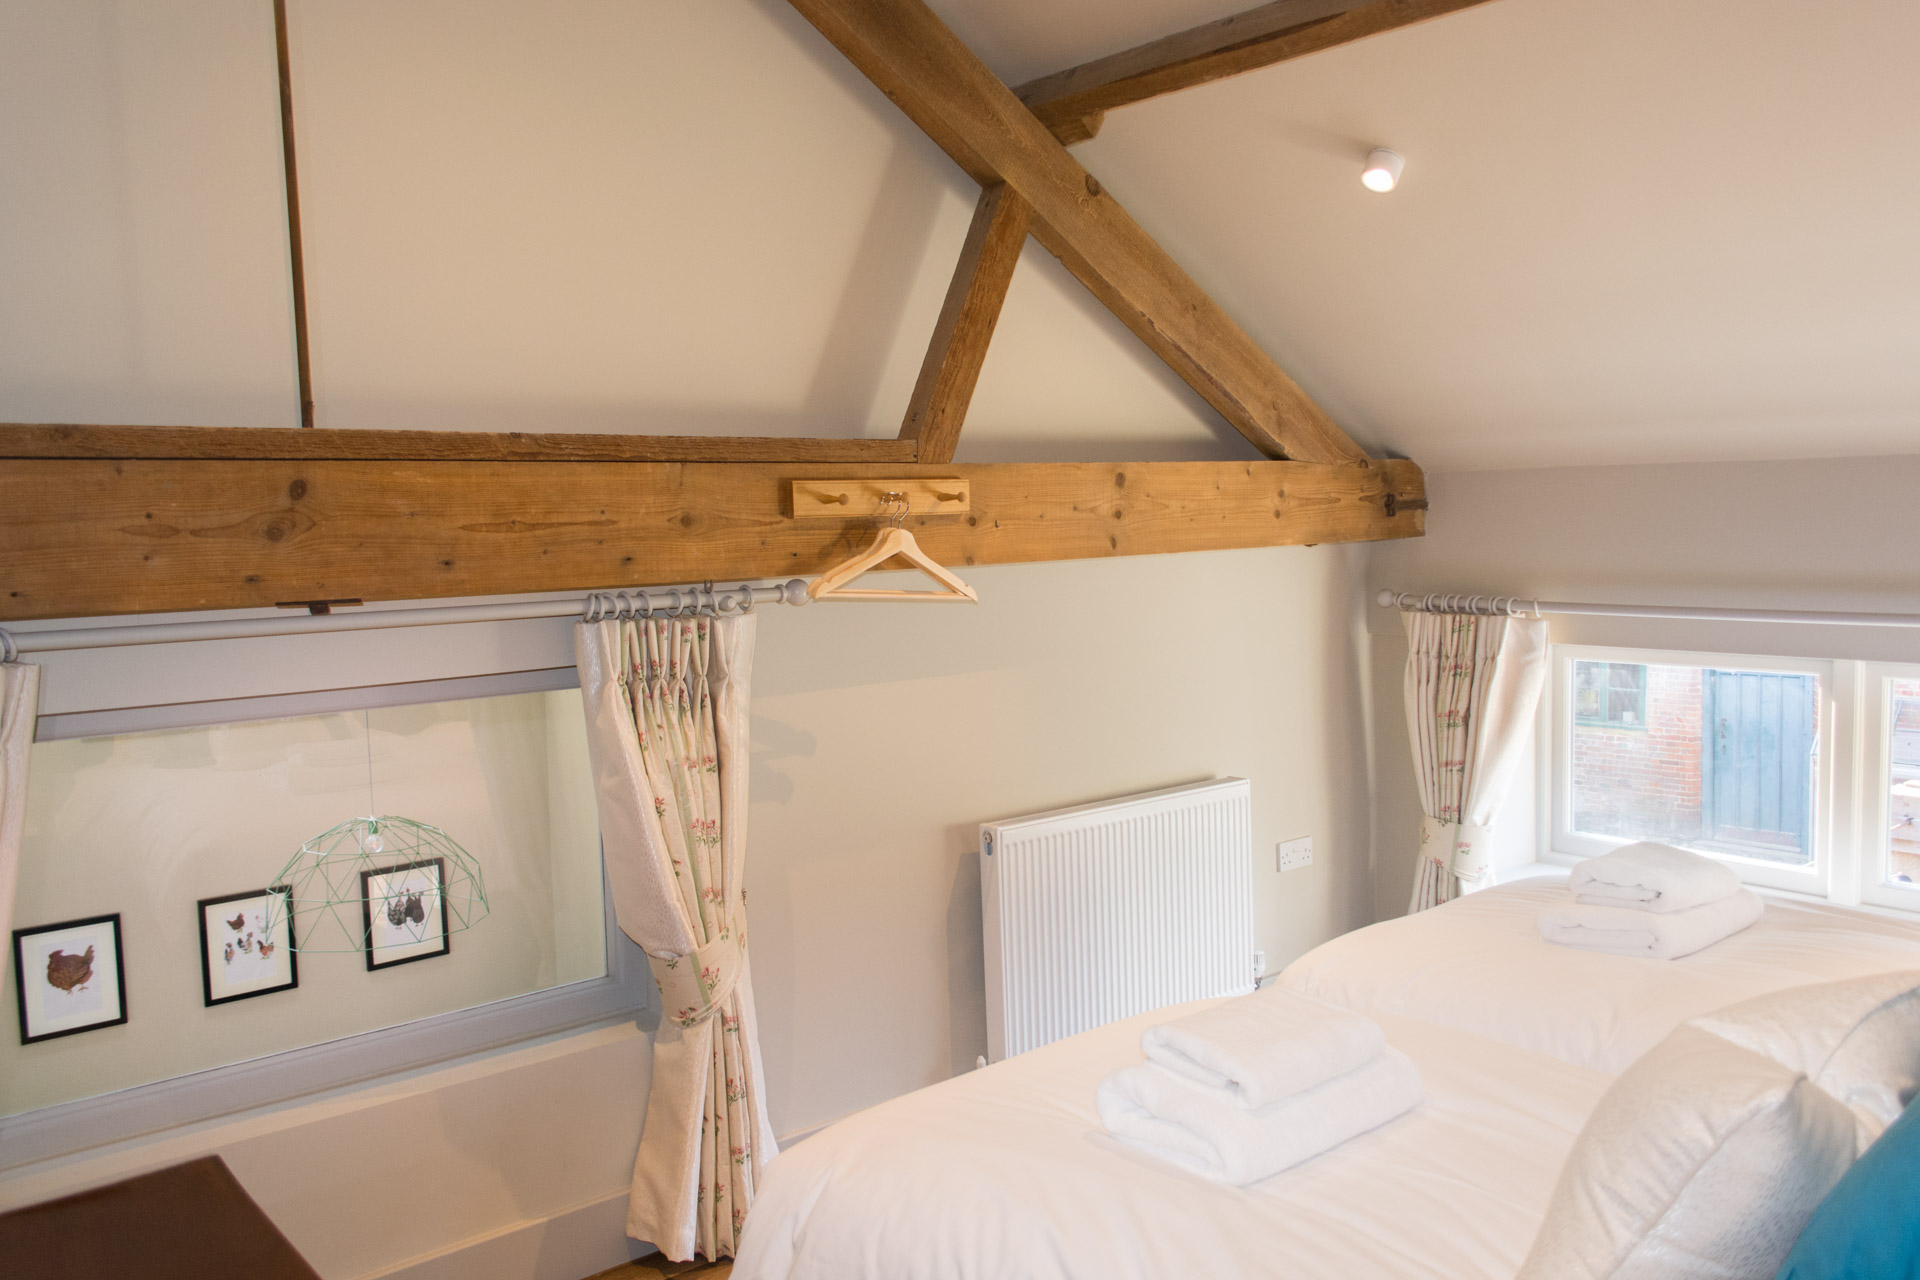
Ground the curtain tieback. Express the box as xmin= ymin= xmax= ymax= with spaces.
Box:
xmin=1419 ymin=815 xmax=1496 ymax=890
xmin=649 ymin=916 xmax=747 ymax=1030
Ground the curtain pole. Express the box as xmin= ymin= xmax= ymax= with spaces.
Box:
xmin=1378 ymin=590 xmax=1920 ymax=630
xmin=0 ymin=580 xmax=811 ymax=658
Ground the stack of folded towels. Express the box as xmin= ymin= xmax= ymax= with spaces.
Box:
xmin=1539 ymin=841 xmax=1764 ymax=960
xmin=1094 ymin=987 xmax=1424 ymax=1185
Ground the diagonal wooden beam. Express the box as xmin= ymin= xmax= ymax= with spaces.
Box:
xmin=899 ymin=183 xmax=1031 ymax=465
xmin=785 ymin=0 xmax=1370 ymax=466
xmin=1016 ymin=0 xmax=1503 ymax=145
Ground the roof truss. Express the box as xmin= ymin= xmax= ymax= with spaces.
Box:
xmin=0 ymin=0 xmax=1496 ymax=622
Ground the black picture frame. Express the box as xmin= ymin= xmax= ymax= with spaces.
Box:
xmin=197 ymin=886 xmax=299 ymax=1007
xmin=12 ymin=913 xmax=129 ymax=1045
xmin=360 ymin=857 xmax=451 ymax=971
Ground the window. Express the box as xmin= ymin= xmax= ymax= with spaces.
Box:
xmin=2 ymin=681 xmax=620 ymax=1122
xmin=1889 ymin=683 xmax=1920 ymax=888
xmin=1859 ymin=665 xmax=1920 ymax=910
xmin=1552 ymin=646 xmax=1831 ymax=893
xmin=1574 ymin=661 xmax=1648 ymax=728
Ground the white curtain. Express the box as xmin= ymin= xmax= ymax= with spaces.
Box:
xmin=0 ymin=662 xmax=41 ymax=939
xmin=1403 ymin=611 xmax=1548 ymax=913
xmin=575 ymin=615 xmax=775 ymax=1262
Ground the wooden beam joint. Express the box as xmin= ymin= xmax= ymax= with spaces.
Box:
xmin=785 ymin=0 xmax=1371 ymax=466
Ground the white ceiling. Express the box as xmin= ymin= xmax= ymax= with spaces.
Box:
xmin=935 ymin=0 xmax=1920 ymax=471
xmin=4 ymin=0 xmax=1916 ymax=474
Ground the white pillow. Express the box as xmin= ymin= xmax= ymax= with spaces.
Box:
xmin=1518 ymin=1025 xmax=1855 ymax=1280
xmin=1687 ymin=969 xmax=1920 ymax=1152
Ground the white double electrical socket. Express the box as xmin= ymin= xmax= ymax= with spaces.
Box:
xmin=1278 ymin=837 xmax=1313 ymax=872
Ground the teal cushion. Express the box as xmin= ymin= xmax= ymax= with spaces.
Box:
xmin=1776 ymin=1096 xmax=1920 ymax=1279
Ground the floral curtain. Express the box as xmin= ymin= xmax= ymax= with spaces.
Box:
xmin=0 ymin=662 xmax=41 ymax=937
xmin=1403 ymin=611 xmax=1548 ymax=912
xmin=575 ymin=615 xmax=774 ymax=1261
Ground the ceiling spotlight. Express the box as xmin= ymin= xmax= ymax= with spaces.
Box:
xmin=1361 ymin=148 xmax=1404 ymax=193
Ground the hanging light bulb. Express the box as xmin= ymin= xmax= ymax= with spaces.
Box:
xmin=362 ymin=821 xmax=385 ymax=855
xmin=1361 ymin=147 xmax=1405 ymax=193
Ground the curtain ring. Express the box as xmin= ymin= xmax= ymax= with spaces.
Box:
xmin=736 ymin=583 xmax=755 ymax=614
xmin=0 ymin=628 xmax=14 ymax=664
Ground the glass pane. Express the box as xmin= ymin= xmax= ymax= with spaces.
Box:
xmin=1 ymin=688 xmax=605 ymax=1116
xmin=1886 ymin=680 xmax=1920 ymax=890
xmin=1572 ymin=663 xmax=1818 ymax=866
xmin=1574 ymin=661 xmax=1607 ymax=722
xmin=1608 ymin=664 xmax=1647 ymax=726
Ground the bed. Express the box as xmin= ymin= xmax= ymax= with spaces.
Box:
xmin=735 ymin=883 xmax=1920 ymax=1279
xmin=734 ymin=1004 xmax=1609 ymax=1280
xmin=1277 ymin=880 xmax=1920 ymax=1072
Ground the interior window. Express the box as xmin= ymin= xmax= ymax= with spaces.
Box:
xmin=2 ymin=688 xmax=605 ymax=1117
xmin=1567 ymin=658 xmax=1820 ymax=869
xmin=1574 ymin=660 xmax=1648 ymax=728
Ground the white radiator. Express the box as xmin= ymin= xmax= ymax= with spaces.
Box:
xmin=979 ymin=777 xmax=1255 ymax=1061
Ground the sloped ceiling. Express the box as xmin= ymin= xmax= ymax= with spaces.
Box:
xmin=4 ymin=0 xmax=1916 ymax=473
xmin=937 ymin=0 xmax=1920 ymax=471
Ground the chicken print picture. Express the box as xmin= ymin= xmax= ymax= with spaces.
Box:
xmin=12 ymin=914 xmax=126 ymax=1043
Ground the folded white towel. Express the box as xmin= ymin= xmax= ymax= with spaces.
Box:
xmin=1569 ymin=842 xmax=1743 ymax=914
xmin=1140 ymin=986 xmax=1385 ymax=1109
xmin=1539 ymin=887 xmax=1764 ymax=960
xmin=1096 ymin=1049 xmax=1424 ymax=1185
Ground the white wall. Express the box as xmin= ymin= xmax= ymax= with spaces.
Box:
xmin=0 ymin=2 xmax=1379 ymax=1275
xmin=1365 ymin=456 xmax=1920 ymax=920
xmin=748 ymin=545 xmax=1374 ymax=1126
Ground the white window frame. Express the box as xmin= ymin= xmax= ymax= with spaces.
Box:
xmin=1858 ymin=662 xmax=1920 ymax=912
xmin=1546 ymin=643 xmax=1848 ymax=899
xmin=0 ymin=665 xmax=652 ymax=1172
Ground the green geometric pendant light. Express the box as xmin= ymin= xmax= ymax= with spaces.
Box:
xmin=267 ymin=815 xmax=489 ymax=953
xmin=264 ymin=710 xmax=488 ymax=953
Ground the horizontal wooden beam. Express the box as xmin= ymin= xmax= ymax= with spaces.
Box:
xmin=784 ymin=0 xmax=1369 ymax=466
xmin=1016 ymin=0 xmax=1503 ymax=144
xmin=0 ymin=423 xmax=920 ymax=465
xmin=0 ymin=456 xmax=1424 ymax=620
xmin=899 ymin=182 xmax=1031 ymax=465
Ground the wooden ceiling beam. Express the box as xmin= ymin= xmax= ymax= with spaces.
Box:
xmin=0 ymin=452 xmax=1424 ymax=621
xmin=1015 ymin=0 xmax=1503 ymax=145
xmin=0 ymin=423 xmax=920 ymax=465
xmin=898 ymin=183 xmax=1031 ymax=465
xmin=785 ymin=0 xmax=1370 ymax=466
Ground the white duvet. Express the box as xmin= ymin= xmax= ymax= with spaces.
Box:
xmin=1279 ymin=882 xmax=1920 ymax=1072
xmin=734 ymin=1007 xmax=1611 ymax=1280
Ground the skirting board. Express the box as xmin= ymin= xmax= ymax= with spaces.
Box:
xmin=360 ymin=1188 xmax=647 ymax=1280
xmin=359 ymin=1120 xmax=831 ymax=1280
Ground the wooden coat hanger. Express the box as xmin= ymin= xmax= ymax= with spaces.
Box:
xmin=807 ymin=496 xmax=979 ymax=603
